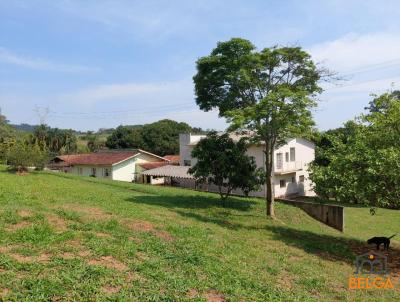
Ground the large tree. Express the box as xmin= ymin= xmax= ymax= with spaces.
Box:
xmin=193 ymin=38 xmax=325 ymax=217
xmin=310 ymin=91 xmax=400 ymax=209
xmin=106 ymin=120 xmax=194 ymax=156
xmin=105 ymin=125 xmax=143 ymax=149
xmin=189 ymin=131 xmax=264 ymax=206
xmin=140 ymin=119 xmax=192 ymax=156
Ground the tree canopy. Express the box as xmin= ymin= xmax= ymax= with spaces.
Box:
xmin=189 ymin=131 xmax=264 ymax=205
xmin=310 ymin=91 xmax=400 ymax=209
xmin=0 ymin=110 xmax=16 ymax=142
xmin=106 ymin=119 xmax=200 ymax=156
xmin=193 ymin=38 xmax=325 ymax=216
xmin=30 ymin=125 xmax=77 ymax=155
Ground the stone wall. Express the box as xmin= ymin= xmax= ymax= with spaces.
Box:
xmin=279 ymin=198 xmax=345 ymax=232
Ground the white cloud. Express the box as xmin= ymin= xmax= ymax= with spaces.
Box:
xmin=1 ymin=79 xmax=227 ymax=131
xmin=306 ymin=32 xmax=400 ymax=129
xmin=60 ymin=80 xmax=194 ymax=105
xmin=0 ymin=47 xmax=99 ymax=73
xmin=53 ymin=80 xmax=228 ymax=130
xmin=309 ymin=32 xmax=400 ymax=73
xmin=308 ymin=32 xmax=400 ymax=104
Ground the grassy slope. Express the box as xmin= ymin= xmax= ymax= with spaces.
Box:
xmin=0 ymin=167 xmax=399 ymax=301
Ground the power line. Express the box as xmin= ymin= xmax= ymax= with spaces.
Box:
xmin=339 ymin=58 xmax=400 ymax=76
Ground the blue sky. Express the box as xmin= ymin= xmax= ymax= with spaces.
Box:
xmin=1 ymin=0 xmax=400 ymax=131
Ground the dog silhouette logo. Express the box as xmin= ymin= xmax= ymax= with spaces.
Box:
xmin=354 ymin=251 xmax=388 ymax=275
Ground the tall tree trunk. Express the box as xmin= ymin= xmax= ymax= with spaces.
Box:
xmin=266 ymin=174 xmax=274 ymax=216
xmin=265 ymin=139 xmax=275 ymax=217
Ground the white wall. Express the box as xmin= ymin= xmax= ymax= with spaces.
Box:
xmin=111 ymin=158 xmax=136 ymax=182
xmin=179 ymin=133 xmax=206 ymax=166
xmin=272 ymin=138 xmax=315 ymax=197
xmin=179 ymin=134 xmax=316 ymax=198
xmin=72 ymin=165 xmax=112 ymax=179
xmin=245 ymin=145 xmax=266 ymax=198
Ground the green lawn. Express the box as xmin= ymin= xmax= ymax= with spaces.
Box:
xmin=0 ymin=167 xmax=399 ymax=301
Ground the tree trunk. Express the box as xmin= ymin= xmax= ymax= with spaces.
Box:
xmin=218 ymin=185 xmax=232 ymax=208
xmin=264 ymin=139 xmax=275 ymax=217
xmin=218 ymin=185 xmax=226 ymax=207
xmin=266 ymin=174 xmax=274 ymax=217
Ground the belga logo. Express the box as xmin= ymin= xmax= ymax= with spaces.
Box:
xmin=354 ymin=251 xmax=388 ymax=275
xmin=349 ymin=251 xmax=397 ymax=289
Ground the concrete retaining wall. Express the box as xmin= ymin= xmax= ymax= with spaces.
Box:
xmin=279 ymin=199 xmax=345 ymax=232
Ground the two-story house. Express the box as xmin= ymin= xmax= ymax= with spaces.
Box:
xmin=179 ymin=133 xmax=315 ymax=197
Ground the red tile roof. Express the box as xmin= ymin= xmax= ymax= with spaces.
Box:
xmin=163 ymin=155 xmax=180 ymax=163
xmin=138 ymin=162 xmax=168 ymax=170
xmin=57 ymin=152 xmax=138 ymax=166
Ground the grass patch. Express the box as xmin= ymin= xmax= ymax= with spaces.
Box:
xmin=0 ymin=166 xmax=399 ymax=301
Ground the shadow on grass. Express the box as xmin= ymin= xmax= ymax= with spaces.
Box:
xmin=266 ymin=225 xmax=400 ymax=273
xmin=171 ymin=208 xmax=400 ymax=268
xmin=175 ymin=210 xmax=246 ymax=230
xmin=265 ymin=225 xmax=360 ymax=263
xmin=125 ymin=194 xmax=257 ymax=211
xmin=173 ymin=209 xmax=361 ymax=263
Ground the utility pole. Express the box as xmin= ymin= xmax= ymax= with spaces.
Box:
xmin=34 ymin=105 xmax=50 ymax=125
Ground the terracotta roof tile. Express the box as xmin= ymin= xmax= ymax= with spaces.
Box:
xmin=57 ymin=152 xmax=138 ymax=166
xmin=163 ymin=155 xmax=180 ymax=163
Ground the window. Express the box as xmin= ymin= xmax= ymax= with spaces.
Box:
xmin=183 ymin=160 xmax=191 ymax=166
xmin=299 ymin=175 xmax=305 ymax=183
xmin=91 ymin=167 xmax=96 ymax=177
xmin=290 ymin=147 xmax=295 ymax=162
xmin=276 ymin=153 xmax=283 ymax=169
xmin=285 ymin=152 xmax=289 ymax=162
xmin=79 ymin=167 xmax=83 ymax=175
xmin=291 ymin=176 xmax=296 ymax=183
xmin=279 ymin=179 xmax=286 ymax=188
xmin=104 ymin=168 xmax=110 ymax=177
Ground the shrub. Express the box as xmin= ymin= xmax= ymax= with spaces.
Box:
xmin=6 ymin=141 xmax=49 ymax=173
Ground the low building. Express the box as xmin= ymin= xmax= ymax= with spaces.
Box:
xmin=53 ymin=150 xmax=168 ymax=182
xmin=137 ymin=161 xmax=169 ymax=184
xmin=135 ymin=155 xmax=180 ymax=184
xmin=141 ymin=165 xmax=193 ymax=186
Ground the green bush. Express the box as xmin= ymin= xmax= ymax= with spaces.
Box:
xmin=6 ymin=141 xmax=49 ymax=172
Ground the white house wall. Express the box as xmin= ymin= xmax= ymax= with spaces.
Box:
xmin=245 ymin=145 xmax=266 ymax=198
xmin=112 ymin=153 xmax=165 ymax=182
xmin=272 ymin=138 xmax=315 ymax=197
xmin=72 ymin=165 xmax=112 ymax=179
xmin=111 ymin=158 xmax=136 ymax=182
xmin=179 ymin=133 xmax=206 ymax=166
xmin=134 ymin=153 xmax=164 ymax=164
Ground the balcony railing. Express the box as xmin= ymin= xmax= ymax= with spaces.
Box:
xmin=274 ymin=161 xmax=303 ymax=174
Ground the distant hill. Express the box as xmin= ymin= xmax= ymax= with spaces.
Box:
xmin=10 ymin=123 xmax=38 ymax=132
xmin=10 ymin=123 xmax=86 ymax=135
